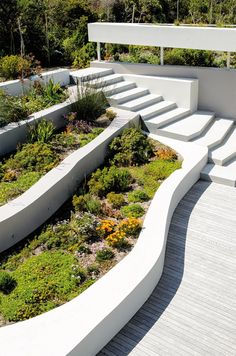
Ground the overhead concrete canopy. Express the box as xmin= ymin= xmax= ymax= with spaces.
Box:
xmin=88 ymin=22 xmax=236 ymax=52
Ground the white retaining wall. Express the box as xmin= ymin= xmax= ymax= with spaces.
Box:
xmin=0 ymin=109 xmax=139 ymax=252
xmin=91 ymin=61 xmax=236 ymax=120
xmin=0 ymin=132 xmax=208 ymax=356
xmin=0 ymin=68 xmax=70 ymax=96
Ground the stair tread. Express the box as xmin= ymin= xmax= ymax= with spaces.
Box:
xmin=139 ymin=101 xmax=176 ymax=118
xmin=108 ymin=87 xmax=148 ymax=101
xmin=121 ymin=93 xmax=162 ymax=110
xmin=88 ymin=73 xmax=123 ymax=86
xmin=147 ymin=108 xmax=190 ymax=127
xmin=103 ymin=81 xmax=136 ymax=94
xmin=210 ymin=126 xmax=236 ymax=164
xmin=158 ymin=111 xmax=214 ymax=140
xmin=201 ymin=163 xmax=236 ymax=186
xmin=71 ymin=67 xmax=113 ymax=79
xmin=193 ymin=118 xmax=234 ymax=148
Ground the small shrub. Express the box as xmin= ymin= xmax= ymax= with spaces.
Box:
xmin=109 ymin=128 xmax=154 ymax=166
xmin=121 ymin=204 xmax=145 ymax=218
xmin=88 ymin=166 xmax=132 ymax=197
xmin=0 ymin=55 xmax=40 ymax=80
xmin=106 ymin=230 xmax=128 ymax=249
xmin=106 ymin=108 xmax=117 ymax=121
xmin=118 ymin=218 xmax=141 ymax=237
xmin=76 ymin=212 xmax=99 ymax=241
xmin=107 ymin=192 xmax=126 ymax=208
xmin=96 ymin=248 xmax=114 ymax=262
xmin=72 ymin=79 xmax=108 ymax=122
xmin=164 ymin=48 xmax=215 ymax=67
xmin=72 ymin=194 xmax=102 ymax=215
xmin=0 ymin=271 xmax=16 ymax=294
xmin=27 ymin=119 xmax=55 ymax=143
xmin=78 ymin=245 xmax=92 ymax=254
xmin=96 ymin=219 xmax=117 ymax=238
xmin=128 ymin=190 xmax=149 ymax=203
xmin=0 ymin=90 xmax=28 ymax=127
xmin=155 ymin=147 xmax=178 ymax=161
xmin=4 ymin=142 xmax=58 ymax=173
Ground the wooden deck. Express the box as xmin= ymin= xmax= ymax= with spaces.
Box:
xmin=98 ymin=180 xmax=236 ymax=356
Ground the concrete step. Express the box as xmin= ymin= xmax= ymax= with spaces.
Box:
xmin=119 ymin=93 xmax=162 ymax=111
xmin=139 ymin=101 xmax=177 ymax=121
xmin=70 ymin=67 xmax=113 ymax=83
xmin=144 ymin=108 xmax=191 ymax=133
xmin=193 ymin=118 xmax=234 ymax=149
xmin=103 ymin=81 xmax=136 ymax=96
xmin=156 ymin=111 xmax=215 ymax=142
xmin=209 ymin=126 xmax=236 ymax=165
xmin=201 ymin=163 xmax=236 ymax=187
xmin=107 ymin=87 xmax=149 ymax=105
xmin=88 ymin=74 xmax=124 ymax=88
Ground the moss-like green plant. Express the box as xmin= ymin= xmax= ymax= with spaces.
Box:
xmin=0 ymin=251 xmax=86 ymax=322
xmin=121 ymin=204 xmax=145 ymax=218
xmin=96 ymin=248 xmax=114 ymax=262
xmin=128 ymin=190 xmax=149 ymax=203
xmin=106 ymin=192 xmax=126 ymax=208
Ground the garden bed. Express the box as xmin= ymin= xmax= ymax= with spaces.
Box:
xmin=0 ymin=79 xmax=68 ymax=128
xmin=0 ymin=128 xmax=181 ymax=326
xmin=0 ymin=115 xmax=109 ymax=206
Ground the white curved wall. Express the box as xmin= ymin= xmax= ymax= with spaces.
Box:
xmin=0 ymin=133 xmax=208 ymax=356
xmin=0 ymin=109 xmax=139 ymax=252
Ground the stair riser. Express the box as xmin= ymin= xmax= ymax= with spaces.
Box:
xmin=120 ymin=97 xmax=162 ymax=112
xmin=207 ymin=124 xmax=234 ymax=150
xmin=104 ymin=83 xmax=136 ymax=96
xmin=89 ymin=77 xmax=124 ymax=89
xmin=209 ymin=152 xmax=236 ymax=166
xmin=201 ymin=173 xmax=236 ymax=187
xmin=108 ymin=89 xmax=149 ymax=105
xmin=142 ymin=103 xmax=176 ymax=120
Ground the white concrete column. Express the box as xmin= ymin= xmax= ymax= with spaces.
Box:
xmin=160 ymin=47 xmax=164 ymax=65
xmin=227 ymin=52 xmax=231 ymax=69
xmin=97 ymin=42 xmax=101 ymax=61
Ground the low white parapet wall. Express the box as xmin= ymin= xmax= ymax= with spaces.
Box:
xmin=0 ymin=68 xmax=70 ymax=96
xmin=122 ymin=73 xmax=198 ymax=111
xmin=88 ymin=22 xmax=236 ymax=52
xmin=0 ymin=132 xmax=208 ymax=356
xmin=0 ymin=109 xmax=139 ymax=252
xmin=91 ymin=61 xmax=236 ymax=120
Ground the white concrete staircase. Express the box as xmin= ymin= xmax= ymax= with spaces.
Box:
xmin=70 ymin=66 xmax=236 ymax=187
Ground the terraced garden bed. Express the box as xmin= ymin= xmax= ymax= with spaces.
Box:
xmin=0 ymin=128 xmax=181 ymax=326
xmin=0 ymin=79 xmax=68 ymax=128
xmin=0 ymin=116 xmax=109 ymax=206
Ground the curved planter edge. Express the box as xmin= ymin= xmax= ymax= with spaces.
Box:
xmin=0 ymin=132 xmax=208 ymax=356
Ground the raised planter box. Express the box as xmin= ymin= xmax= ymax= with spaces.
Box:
xmin=0 ymin=68 xmax=70 ymax=96
xmin=0 ymin=108 xmax=139 ymax=252
xmin=0 ymin=133 xmax=208 ymax=356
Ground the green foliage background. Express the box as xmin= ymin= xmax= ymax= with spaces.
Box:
xmin=0 ymin=0 xmax=235 ymax=67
